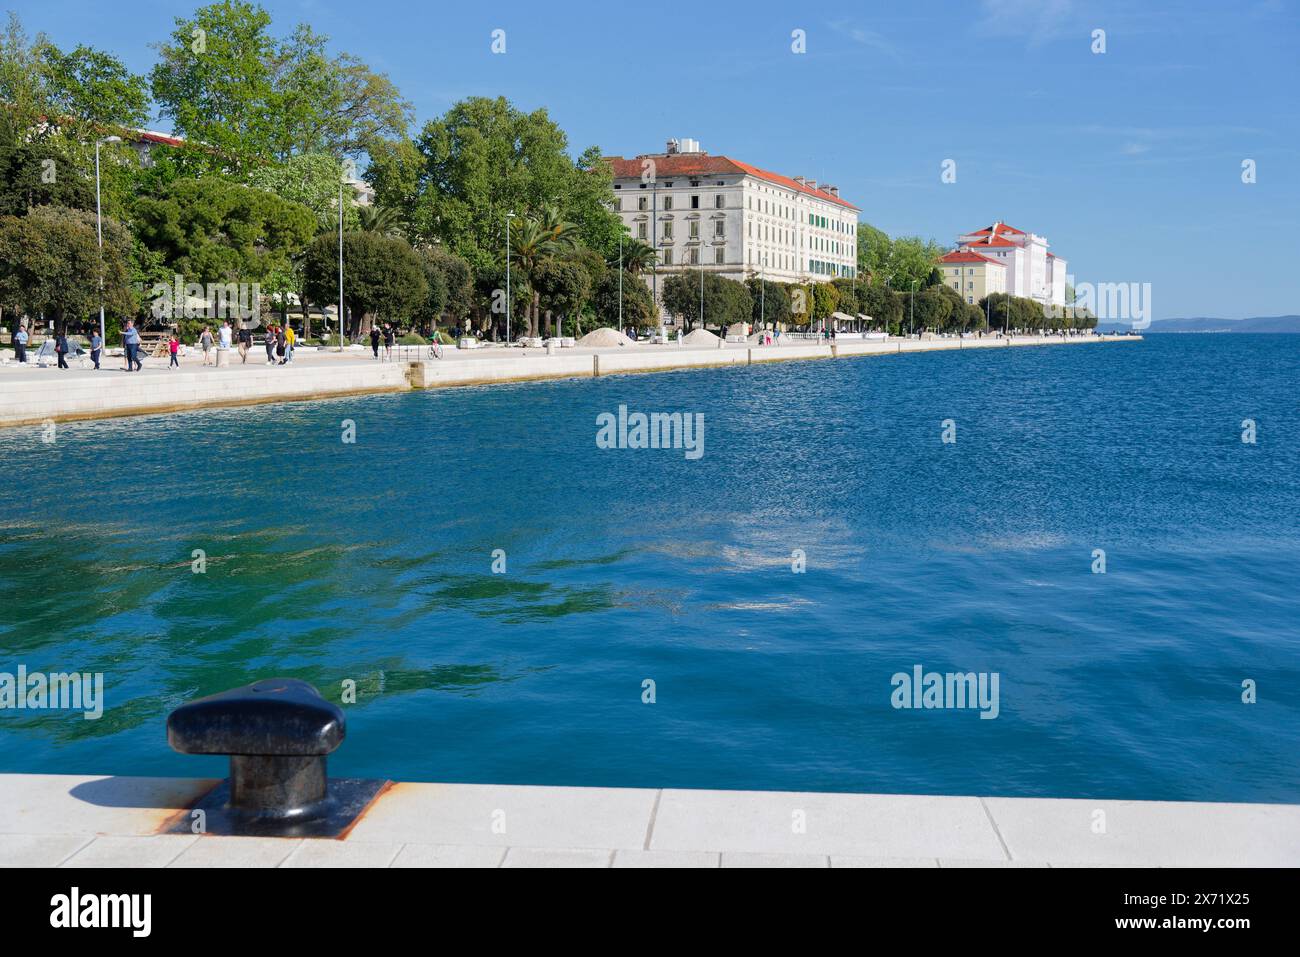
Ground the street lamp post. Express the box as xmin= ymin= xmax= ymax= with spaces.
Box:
xmin=337 ymin=175 xmax=345 ymax=351
xmin=618 ymin=231 xmax=623 ymax=328
xmin=506 ymin=212 xmax=515 ymax=344
xmin=910 ymin=280 xmax=917 ymax=337
xmin=94 ymin=135 xmax=121 ymax=360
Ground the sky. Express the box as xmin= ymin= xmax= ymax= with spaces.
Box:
xmin=9 ymin=0 xmax=1299 ymax=319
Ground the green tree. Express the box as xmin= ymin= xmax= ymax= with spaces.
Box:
xmin=592 ymin=268 xmax=655 ymax=330
xmin=612 ymin=237 xmax=656 ymax=275
xmin=662 ymin=271 xmax=752 ymax=330
xmin=40 ymin=43 xmax=150 ymax=128
xmin=302 ymin=230 xmax=426 ymax=337
xmin=134 ymin=177 xmax=316 ymax=285
xmin=411 ymin=245 xmax=473 ymax=333
xmin=856 ymin=222 xmax=890 ymax=280
xmin=0 ymin=206 xmax=134 ymax=333
xmin=745 ymin=277 xmax=791 ymax=329
xmin=810 ymin=282 xmax=840 ymax=325
xmin=534 ymin=258 xmax=591 ymax=337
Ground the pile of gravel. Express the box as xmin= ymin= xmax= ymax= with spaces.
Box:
xmin=682 ymin=328 xmax=721 ymax=346
xmin=576 ymin=327 xmax=635 ymax=347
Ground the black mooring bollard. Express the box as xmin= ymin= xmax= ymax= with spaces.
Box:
xmin=167 ymin=678 xmax=387 ymax=837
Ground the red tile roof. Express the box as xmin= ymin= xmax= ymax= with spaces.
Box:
xmin=965 ymin=222 xmax=1025 ymax=237
xmin=940 ymin=249 xmax=1006 ymax=266
xmin=964 ymin=236 xmax=1017 ymax=248
xmin=605 ymin=153 xmax=859 ymax=210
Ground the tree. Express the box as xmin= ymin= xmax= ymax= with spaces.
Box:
xmin=592 ymin=269 xmax=655 ymax=330
xmin=862 ymin=283 xmax=903 ymax=334
xmin=358 ymin=203 xmax=402 ymax=236
xmin=40 ymin=43 xmax=150 ymax=128
xmin=662 ymin=271 xmax=752 ymax=330
xmin=613 ymin=237 xmax=656 ymax=275
xmin=533 ymin=258 xmax=591 ymax=337
xmin=411 ymin=245 xmax=473 ymax=333
xmin=745 ymin=277 xmax=791 ymax=329
xmin=247 ymin=153 xmax=359 ymax=233
xmin=150 ymin=2 xmax=409 ymax=168
xmin=810 ymin=282 xmax=840 ymax=325
xmin=134 ymin=178 xmax=316 ymax=286
xmin=409 ymin=97 xmax=619 ymax=277
xmin=0 ymin=206 xmax=134 ymax=333
xmin=831 ymin=277 xmax=861 ymax=317
xmin=912 ymin=284 xmax=955 ymax=332
xmin=0 ymin=139 xmax=96 ymax=215
xmin=880 ymin=235 xmax=945 ymax=291
xmin=302 ymin=231 xmax=425 ymax=337
xmin=508 ymin=204 xmax=579 ymax=337
xmin=856 ymin=222 xmax=890 ymax=280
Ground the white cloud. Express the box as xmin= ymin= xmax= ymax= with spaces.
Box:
xmin=974 ymin=0 xmax=1075 ymax=47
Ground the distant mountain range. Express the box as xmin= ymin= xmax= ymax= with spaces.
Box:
xmin=1097 ymin=316 xmax=1300 ymax=334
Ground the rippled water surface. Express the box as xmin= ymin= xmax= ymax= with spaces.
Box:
xmin=2 ymin=335 xmax=1298 ymax=801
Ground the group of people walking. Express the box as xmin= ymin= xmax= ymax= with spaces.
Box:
xmin=369 ymin=323 xmax=396 ymax=361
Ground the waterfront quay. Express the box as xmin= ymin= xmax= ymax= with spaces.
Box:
xmin=0 ymin=773 xmax=1293 ymax=867
xmin=0 ymin=334 xmax=1140 ymax=429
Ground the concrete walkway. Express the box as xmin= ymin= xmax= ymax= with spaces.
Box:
xmin=0 ymin=334 xmax=1141 ymax=428
xmin=1 ymin=773 xmax=1293 ymax=868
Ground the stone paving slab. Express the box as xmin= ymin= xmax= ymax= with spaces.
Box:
xmin=1 ymin=774 xmax=1294 ymax=867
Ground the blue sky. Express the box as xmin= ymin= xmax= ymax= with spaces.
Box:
xmin=10 ymin=0 xmax=1299 ymax=319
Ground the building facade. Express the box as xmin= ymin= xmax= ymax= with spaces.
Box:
xmin=606 ymin=139 xmax=860 ymax=323
xmin=953 ymin=222 xmax=1068 ymax=307
xmin=939 ymin=249 xmax=1007 ymax=304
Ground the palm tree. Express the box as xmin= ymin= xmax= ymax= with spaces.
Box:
xmin=614 ymin=239 xmax=657 ymax=275
xmin=358 ymin=204 xmax=402 ymax=236
xmin=509 ymin=205 xmax=579 ymax=336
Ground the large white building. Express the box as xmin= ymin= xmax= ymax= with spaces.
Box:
xmin=954 ymin=223 xmax=1068 ymax=307
xmin=606 ymin=139 xmax=860 ymax=322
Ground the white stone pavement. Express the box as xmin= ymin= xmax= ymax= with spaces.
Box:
xmin=0 ymin=334 xmax=1140 ymax=428
xmin=1 ymin=773 xmax=1294 ymax=868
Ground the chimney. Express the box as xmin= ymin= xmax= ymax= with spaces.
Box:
xmin=793 ymin=176 xmax=806 ymax=185
xmin=806 ymin=180 xmax=817 ymax=190
xmin=826 ymin=185 xmax=839 ymax=197
xmin=666 ymin=138 xmax=679 ymax=154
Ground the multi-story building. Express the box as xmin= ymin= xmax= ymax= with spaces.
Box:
xmin=606 ymin=139 xmax=859 ymax=323
xmin=939 ymin=249 xmax=1007 ymax=304
xmin=953 ymin=222 xmax=1068 ymax=307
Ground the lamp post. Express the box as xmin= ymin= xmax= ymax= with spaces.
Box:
xmin=94 ymin=135 xmax=121 ymax=359
xmin=337 ymin=174 xmax=345 ymax=351
xmin=910 ymin=280 xmax=917 ymax=337
xmin=505 ymin=212 xmax=515 ymax=344
xmin=698 ymin=251 xmax=704 ymax=333
xmin=618 ymin=231 xmax=623 ymax=328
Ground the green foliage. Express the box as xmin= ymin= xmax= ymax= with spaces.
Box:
xmin=810 ymin=282 xmax=840 ymax=323
xmin=149 ymin=1 xmax=409 ymax=167
xmin=856 ymin=222 xmax=890 ymax=279
xmin=533 ymin=257 xmax=591 ymax=333
xmin=133 ymin=177 xmax=316 ymax=283
xmin=0 ymin=206 xmax=134 ymax=330
xmin=0 ymin=138 xmax=96 ymax=215
xmin=247 ymin=153 xmax=359 ymax=233
xmin=662 ymin=270 xmax=752 ymax=330
xmin=592 ymin=268 xmax=655 ymax=329
xmin=411 ymin=245 xmax=473 ymax=329
xmin=745 ymin=277 xmax=791 ymax=327
xmin=40 ymin=43 xmax=150 ymax=127
xmin=302 ymin=230 xmax=426 ymax=333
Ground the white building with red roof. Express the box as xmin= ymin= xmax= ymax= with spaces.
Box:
xmin=939 ymin=248 xmax=1007 ymax=305
xmin=953 ymin=222 xmax=1067 ymax=307
xmin=606 ymin=139 xmax=860 ymax=323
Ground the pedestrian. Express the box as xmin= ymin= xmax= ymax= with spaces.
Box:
xmin=14 ymin=322 xmax=28 ymax=363
xmin=200 ymin=326 xmax=214 ymax=365
xmin=122 ymin=320 xmax=142 ymax=371
xmin=383 ymin=323 xmax=395 ymax=361
xmin=89 ymin=329 xmax=102 ymax=369
xmin=284 ymin=324 xmax=295 ymax=363
xmin=264 ymin=326 xmax=277 ymax=364
xmin=370 ymin=325 xmax=380 ymax=360
xmin=168 ymin=332 xmax=180 ymax=368
xmin=237 ymin=325 xmax=251 ymax=363
xmin=55 ymin=330 xmax=69 ymax=369
xmin=219 ymin=320 xmax=232 ymax=353
xmin=276 ymin=325 xmax=287 ymax=364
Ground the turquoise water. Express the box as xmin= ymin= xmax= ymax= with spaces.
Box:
xmin=2 ymin=335 xmax=1298 ymax=801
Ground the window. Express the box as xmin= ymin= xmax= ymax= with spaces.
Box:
xmin=638 ymin=196 xmax=648 ymax=211
xmin=637 ymin=222 xmax=647 ymax=239
xmin=689 ymin=247 xmax=699 ymax=265
xmin=714 ymin=220 xmax=724 ymax=238
xmin=689 ymin=221 xmax=699 ymax=239
xmin=715 ymin=248 xmax=724 ymax=264
xmin=664 ymin=196 xmax=673 ymax=210
xmin=615 ymin=198 xmax=623 ymax=211
xmin=662 ymin=221 xmax=673 ymax=240
xmin=663 ymin=249 xmax=673 ymax=265
xmin=715 ymin=195 xmax=724 ymax=209
xmin=691 ymin=195 xmax=700 ymax=209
